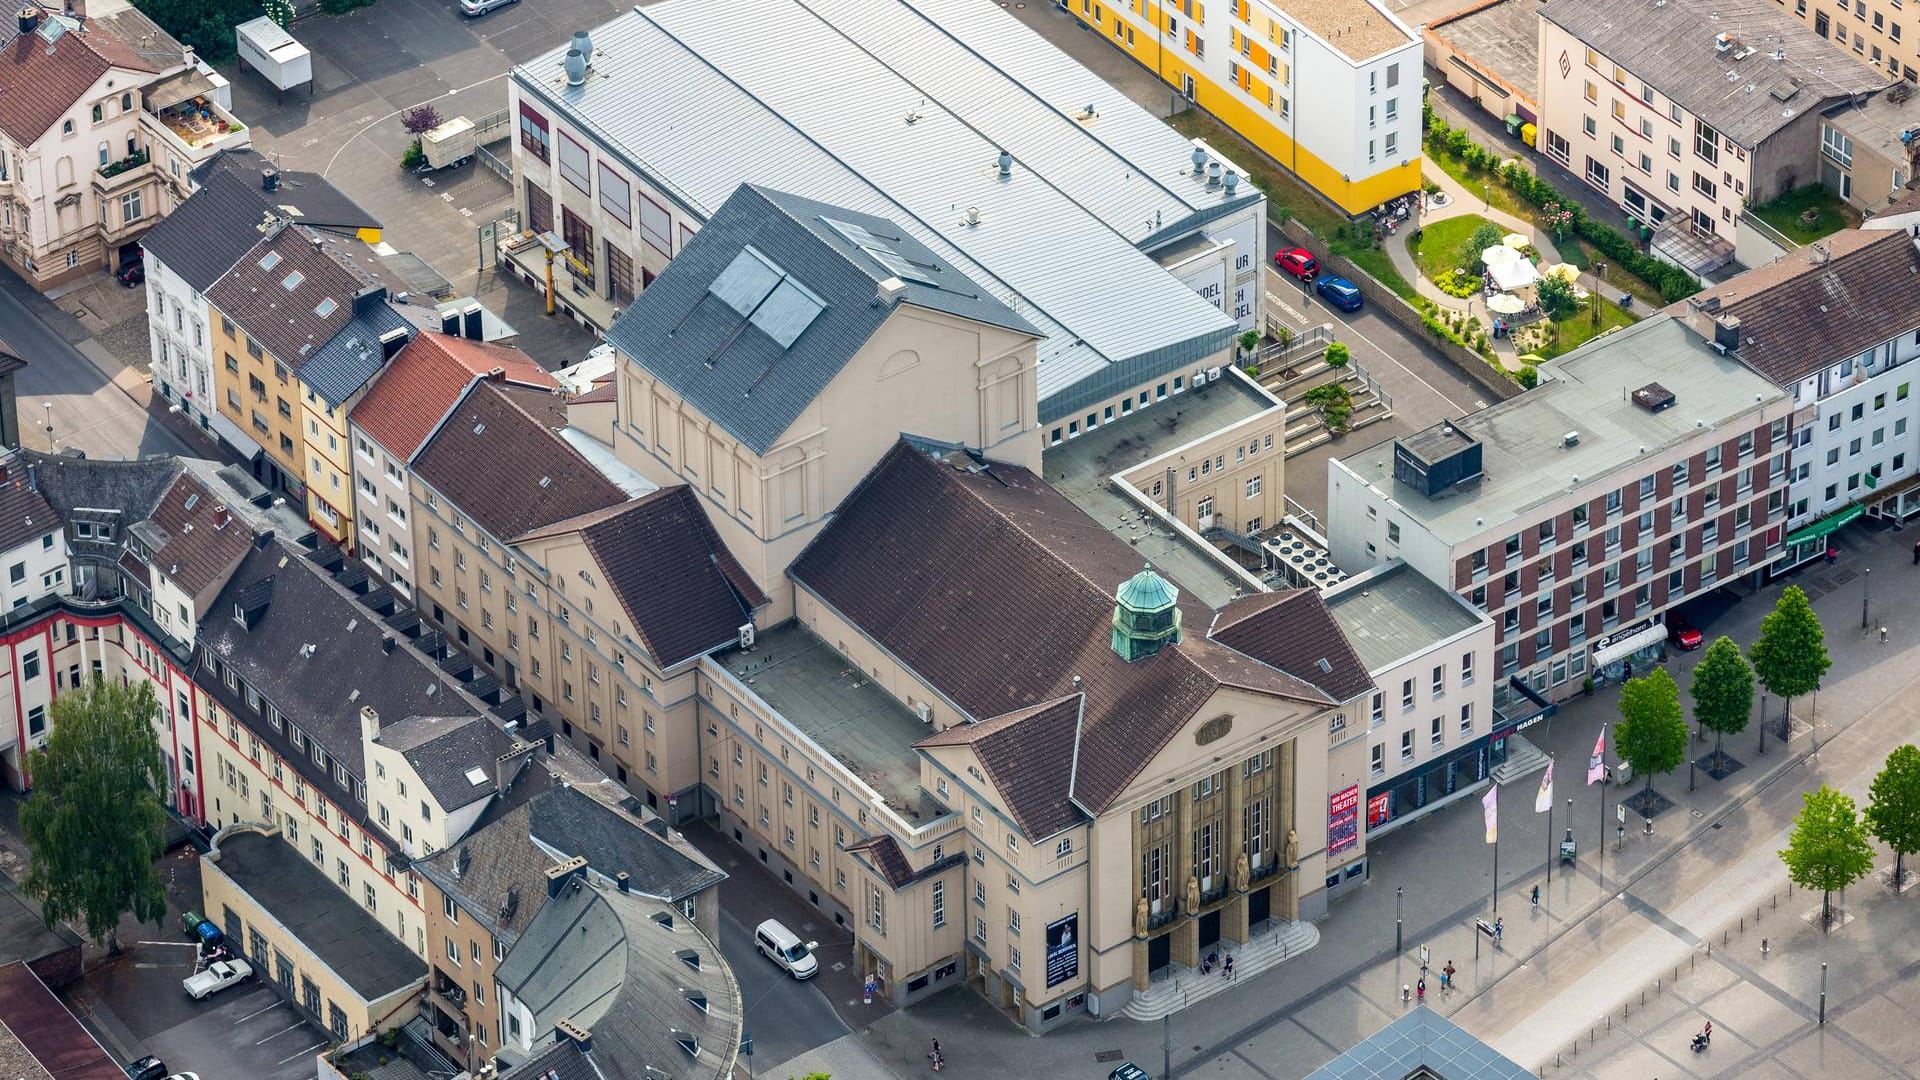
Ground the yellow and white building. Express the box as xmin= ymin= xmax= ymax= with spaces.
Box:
xmin=1071 ymin=0 xmax=1424 ymax=213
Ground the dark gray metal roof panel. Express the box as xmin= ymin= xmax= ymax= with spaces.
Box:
xmin=299 ymin=301 xmax=413 ymax=408
xmin=1302 ymin=1007 xmax=1534 ymax=1079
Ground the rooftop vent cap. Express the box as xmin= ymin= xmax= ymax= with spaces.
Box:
xmin=965 ymin=206 xmax=980 ymax=226
xmin=1191 ymin=147 xmax=1207 ymax=174
xmin=1223 ymin=170 xmax=1239 ymax=194
xmin=563 ymin=47 xmax=586 ymax=86
xmin=997 ymin=149 xmax=1012 ymax=178
xmin=568 ymin=29 xmax=592 ymax=61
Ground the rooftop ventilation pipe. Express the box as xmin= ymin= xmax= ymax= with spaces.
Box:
xmin=997 ymin=150 xmax=1012 ymax=178
xmin=564 ymin=48 xmax=586 ymax=86
xmin=1190 ymin=147 xmax=1207 ymax=175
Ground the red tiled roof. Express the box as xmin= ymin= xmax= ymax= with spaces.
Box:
xmin=0 ymin=17 xmax=157 ymax=145
xmin=350 ymin=333 xmax=558 ymax=461
xmin=146 ymin=473 xmax=255 ymax=601
xmin=917 ymin=695 xmax=1086 ymax=840
xmin=569 ymin=381 xmax=617 ymax=404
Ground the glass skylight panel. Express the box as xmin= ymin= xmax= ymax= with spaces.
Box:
xmin=709 ymin=247 xmax=782 ymax=317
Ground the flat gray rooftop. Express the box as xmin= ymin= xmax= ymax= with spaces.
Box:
xmin=1428 ymin=0 xmax=1541 ymax=104
xmin=725 ymin=622 xmax=941 ymax=824
xmin=1044 ymin=376 xmax=1275 ymax=609
xmin=1823 ymin=91 xmax=1920 ymax=164
xmin=1324 ymin=562 xmax=1484 ymax=672
xmin=1335 ymin=315 xmax=1787 ymax=547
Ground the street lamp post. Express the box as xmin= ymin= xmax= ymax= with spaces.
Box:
xmin=1862 ymin=567 xmax=1872 ymax=630
xmin=1395 ymin=885 xmax=1404 ymax=951
xmin=41 ymin=402 xmax=52 ymax=452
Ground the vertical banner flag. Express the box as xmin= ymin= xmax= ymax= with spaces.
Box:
xmin=1535 ymin=758 xmax=1554 ymax=813
xmin=1482 ymin=784 xmax=1499 ymax=844
xmin=1586 ymin=726 xmax=1608 ymax=786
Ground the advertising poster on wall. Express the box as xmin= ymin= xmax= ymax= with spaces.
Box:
xmin=1045 ymin=914 xmax=1079 ymax=988
xmin=1366 ymin=791 xmax=1391 ymax=830
xmin=1328 ymin=783 xmax=1360 ymax=855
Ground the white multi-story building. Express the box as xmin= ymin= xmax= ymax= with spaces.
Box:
xmin=1679 ymin=228 xmax=1920 ymax=571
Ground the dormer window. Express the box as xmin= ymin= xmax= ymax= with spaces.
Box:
xmin=673 ymin=1030 xmax=700 ymax=1058
xmin=232 ymin=602 xmax=246 ymax=626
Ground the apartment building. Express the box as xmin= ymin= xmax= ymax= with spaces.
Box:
xmin=347 ymin=333 xmax=557 ymax=599
xmin=296 ymin=291 xmax=414 ymax=549
xmin=139 ymin=155 xmax=380 ymax=453
xmin=1537 ymin=0 xmax=1879 ymax=271
xmin=1079 ymin=0 xmax=1423 ymax=214
xmin=1329 ymin=315 xmax=1793 ymax=698
xmin=414 ymin=784 xmax=724 ymax=1066
xmin=1322 ymin=563 xmax=1496 ymax=838
xmin=1815 ymin=89 xmax=1920 ymax=214
xmin=1682 ymin=228 xmax=1920 ymax=569
xmin=1773 ymin=0 xmax=1920 ymax=83
xmin=207 ymin=222 xmax=377 ymax=494
xmin=0 ymin=5 xmax=248 ymax=289
xmin=505 ymin=0 xmax=1263 ymax=426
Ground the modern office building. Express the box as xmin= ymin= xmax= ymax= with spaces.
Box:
xmin=1328 ymin=315 xmax=1793 ymax=699
xmin=1072 ymin=0 xmax=1424 ymax=214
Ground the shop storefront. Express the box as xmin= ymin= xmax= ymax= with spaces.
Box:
xmin=1868 ymin=474 xmax=1920 ymax=523
xmin=1363 ymin=738 xmax=1492 ymax=840
xmin=1778 ymin=505 xmax=1864 ymax=575
xmin=1590 ymin=617 xmax=1668 ymax=684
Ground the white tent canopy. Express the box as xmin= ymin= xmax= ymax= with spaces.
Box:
xmin=1487 ymin=293 xmax=1526 ymax=315
xmin=1489 ymin=257 xmax=1540 ymax=292
xmin=1481 ymin=245 xmax=1521 ymax=267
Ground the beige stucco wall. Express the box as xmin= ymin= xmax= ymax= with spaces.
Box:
xmin=1115 ymin=399 xmax=1287 ymax=536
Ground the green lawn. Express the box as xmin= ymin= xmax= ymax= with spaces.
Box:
xmin=1166 ymin=109 xmax=1418 ymax=300
xmin=1534 ymin=297 xmax=1638 ymax=359
xmin=1422 ymin=149 xmax=1530 ymax=220
xmin=1751 ymin=184 xmax=1861 ymax=244
xmin=1410 ymin=214 xmax=1499 ymax=282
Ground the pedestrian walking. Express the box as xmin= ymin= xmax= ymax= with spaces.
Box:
xmin=1416 ymin=976 xmax=1426 ymax=1003
xmin=1911 ymin=538 xmax=1918 ymax=564
xmin=930 ymin=1039 xmax=943 ymax=1072
xmin=1531 ymin=884 xmax=1540 ymax=909
xmin=1442 ymin=961 xmax=1456 ymax=990
xmin=1493 ymin=917 xmax=1504 ymax=944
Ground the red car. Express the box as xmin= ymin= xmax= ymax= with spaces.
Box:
xmin=1274 ymin=246 xmax=1318 ymax=280
xmin=1667 ymin=611 xmax=1703 ymax=650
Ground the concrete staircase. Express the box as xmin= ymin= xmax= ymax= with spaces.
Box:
xmin=1491 ymin=732 xmax=1550 ymax=785
xmin=1120 ymin=918 xmax=1321 ymax=1022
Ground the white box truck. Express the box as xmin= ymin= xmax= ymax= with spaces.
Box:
xmin=235 ymin=18 xmax=312 ymax=97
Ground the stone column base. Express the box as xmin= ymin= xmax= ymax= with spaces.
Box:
xmin=1225 ymin=894 xmax=1250 ymax=944
xmin=1173 ymin=917 xmax=1199 ymax=968
xmin=1132 ymin=937 xmax=1149 ymax=991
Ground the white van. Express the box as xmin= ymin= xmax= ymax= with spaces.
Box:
xmin=755 ymin=919 xmax=819 ymax=980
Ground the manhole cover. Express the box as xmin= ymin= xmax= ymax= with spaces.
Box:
xmin=831 ymin=961 xmax=847 ymax=972
xmin=1691 ymin=809 xmax=1705 ymax=818
xmin=1096 ymin=1051 xmax=1125 ymax=1063
xmin=1833 ymin=568 xmax=1858 ymax=584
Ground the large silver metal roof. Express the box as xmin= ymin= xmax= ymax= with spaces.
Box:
xmin=515 ymin=0 xmax=1254 ymax=417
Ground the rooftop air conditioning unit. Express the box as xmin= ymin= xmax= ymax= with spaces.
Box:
xmin=737 ymin=624 xmax=756 ymax=649
xmin=1205 ymin=366 xmax=1223 ymax=383
xmin=915 ymin=701 xmax=933 ymax=724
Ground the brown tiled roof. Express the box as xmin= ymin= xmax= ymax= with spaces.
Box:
xmin=1210 ymin=590 xmax=1375 ymax=703
xmin=412 ymin=380 xmax=626 ymax=541
xmin=0 ymin=460 xmax=55 ymax=554
xmin=205 ymin=226 xmax=372 ymax=366
xmin=146 ymin=473 xmax=255 ymax=601
xmin=918 ymin=695 xmax=1086 ymax=840
xmin=0 ymin=17 xmax=153 ymax=145
xmin=349 ymin=332 xmax=557 ymax=461
xmin=843 ymin=834 xmax=966 ymax=891
xmin=1681 ymin=229 xmax=1920 ymax=385
xmin=521 ymin=487 xmax=767 ymax=668
xmin=790 ymin=441 xmax=1331 ymax=816
xmin=569 ymin=381 xmax=617 ymax=405
xmin=0 ymin=961 xmax=123 ymax=1080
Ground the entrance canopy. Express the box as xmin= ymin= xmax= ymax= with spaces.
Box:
xmin=1783 ymin=504 xmax=1865 ymax=546
xmin=1592 ymin=620 xmax=1668 ymax=668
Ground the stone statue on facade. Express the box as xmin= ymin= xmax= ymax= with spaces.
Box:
xmin=1184 ymin=876 xmax=1200 ymax=916
xmin=1135 ymin=896 xmax=1150 ymax=937
xmin=1233 ymin=851 xmax=1250 ymax=893
xmin=1285 ymin=829 xmax=1300 ymax=869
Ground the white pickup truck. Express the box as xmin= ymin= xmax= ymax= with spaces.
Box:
xmin=182 ymin=958 xmax=252 ymax=1000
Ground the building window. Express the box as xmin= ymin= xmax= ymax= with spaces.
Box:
xmin=517 ymin=104 xmax=550 ymax=161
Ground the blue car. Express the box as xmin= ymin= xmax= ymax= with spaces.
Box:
xmin=1315 ymin=275 xmax=1363 ymax=311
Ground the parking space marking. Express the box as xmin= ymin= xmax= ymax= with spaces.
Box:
xmin=277 ymin=1040 xmax=329 ymax=1065
xmin=255 ymin=1020 xmax=306 ymax=1045
xmin=135 ymin=940 xmax=195 ymax=947
xmin=234 ymin=999 xmax=288 ymax=1025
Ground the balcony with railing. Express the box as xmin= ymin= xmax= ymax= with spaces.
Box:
xmin=93 ymin=150 xmax=153 ymax=192
xmin=144 ymin=96 xmax=249 ymax=165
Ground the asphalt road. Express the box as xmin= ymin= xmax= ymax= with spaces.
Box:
xmin=714 ymin=901 xmax=849 ymax=1070
xmin=0 ymin=265 xmax=191 ymax=461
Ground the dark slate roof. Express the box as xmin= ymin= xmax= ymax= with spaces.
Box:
xmin=372 ymin=715 xmax=522 ymax=813
xmin=414 ymin=800 xmax=553 ymax=947
xmin=21 ymin=451 xmax=181 ymax=524
xmin=191 ymin=148 xmax=383 ymax=234
xmin=200 ymin=540 xmax=486 ymax=784
xmin=1211 ymin=590 xmax=1375 ymax=704
xmin=206 ymin=225 xmax=375 ymax=365
xmin=412 ymin=380 xmax=627 ymax=541
xmin=1684 ymin=228 xmax=1920 ymax=386
xmin=0 ymin=961 xmax=122 ymax=1080
xmin=139 ymin=171 xmax=282 ymax=293
xmin=0 ymin=458 xmax=56 ymax=555
xmin=1302 ymin=1006 xmax=1533 ymax=1080
xmin=790 ymin=441 xmax=1331 ymax=816
xmin=526 ymin=786 xmax=725 ymax=902
xmin=519 ymin=488 xmax=767 ymax=669
xmin=210 ymin=829 xmax=425 ymax=999
xmin=917 ymin=695 xmax=1086 ymax=841
xmin=503 ymin=1039 xmax=598 ymax=1080
xmin=603 ymin=185 xmax=1034 ymax=456
xmin=298 ymin=293 xmax=413 ymax=407
xmin=493 ymin=876 xmax=740 ymax=1080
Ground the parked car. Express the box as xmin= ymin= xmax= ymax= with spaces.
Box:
xmin=1315 ymin=274 xmax=1363 ymax=312
xmin=754 ymin=919 xmax=818 ymax=980
xmin=1667 ymin=611 xmax=1703 ymax=651
xmin=182 ymin=957 xmax=252 ymax=1000
xmin=459 ymin=0 xmax=516 ymax=14
xmin=1273 ymin=246 xmax=1318 ymax=281
xmin=1109 ymin=1064 xmax=1153 ymax=1080
xmin=124 ymin=1058 xmax=168 ymax=1080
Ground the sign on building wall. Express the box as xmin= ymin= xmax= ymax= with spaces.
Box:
xmin=1328 ymin=784 xmax=1360 ymax=855
xmin=1366 ymin=792 xmax=1391 ymax=830
xmin=1045 ymin=914 xmax=1079 ymax=987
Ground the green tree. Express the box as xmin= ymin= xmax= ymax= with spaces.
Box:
xmin=1750 ymin=585 xmax=1830 ymax=745
xmin=20 ymin=679 xmax=169 ymax=954
xmin=1616 ymin=668 xmax=1687 ymax=793
xmin=132 ymin=0 xmax=264 ymax=63
xmin=1536 ymin=273 xmax=1578 ymax=318
xmin=1781 ymin=784 xmax=1875 ymax=930
xmin=1517 ymin=364 xmax=1539 ymax=389
xmin=1324 ymin=341 xmax=1351 ymax=369
xmin=1468 ymin=222 xmax=1505 ymax=268
xmin=1865 ymin=744 xmax=1920 ymax=888
xmin=1690 ymin=636 xmax=1753 ymax=759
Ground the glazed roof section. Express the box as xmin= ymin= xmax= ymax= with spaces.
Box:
xmin=516 ymin=0 xmax=1250 ymax=416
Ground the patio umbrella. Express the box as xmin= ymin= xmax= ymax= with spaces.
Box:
xmin=1482 ymin=245 xmax=1521 ymax=267
xmin=1487 ymin=293 xmax=1526 ymax=315
xmin=1502 ymin=233 xmax=1530 ymax=249
xmin=1541 ymin=262 xmax=1581 ymax=283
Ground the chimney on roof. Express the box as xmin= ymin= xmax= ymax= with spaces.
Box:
xmin=615 ymin=871 xmax=630 ymax=893
xmin=16 ymin=7 xmax=37 ymax=35
xmin=494 ymin=741 xmax=534 ymax=794
xmin=555 ymin=1018 xmax=592 ymax=1053
xmin=380 ymin=635 xmax=395 ymax=654
xmin=545 ymin=855 xmax=588 ymax=898
xmin=1714 ymin=315 xmax=1741 ymax=353
xmin=359 ymin=705 xmax=379 ymax=744
xmin=352 ymin=286 xmax=387 ymax=317
xmin=876 ymin=277 xmax=908 ymax=306
xmin=461 ymin=303 xmax=484 ymax=341
xmin=378 ymin=327 xmax=408 ymax=361
xmin=261 ymin=169 xmax=279 ymax=193
xmin=439 ymin=310 xmax=460 ymax=336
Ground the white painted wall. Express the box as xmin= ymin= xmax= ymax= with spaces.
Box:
xmin=349 ymin=421 xmax=417 ymax=597
xmin=0 ymin=531 xmax=69 ymax=612
xmin=1786 ymin=330 xmax=1920 ymax=525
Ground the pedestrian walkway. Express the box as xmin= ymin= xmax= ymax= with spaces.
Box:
xmin=1121 ymin=919 xmax=1320 ymax=1022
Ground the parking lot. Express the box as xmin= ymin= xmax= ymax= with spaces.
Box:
xmin=79 ymin=953 xmax=332 ymax=1080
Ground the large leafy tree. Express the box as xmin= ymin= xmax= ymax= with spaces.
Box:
xmin=1616 ymin=668 xmax=1687 ymax=793
xmin=1750 ymin=586 xmax=1830 ymax=742
xmin=20 ymin=679 xmax=169 ymax=955
xmin=1866 ymin=745 xmax=1920 ymax=888
xmin=1690 ymin=636 xmax=1753 ymax=758
xmin=1781 ymin=785 xmax=1875 ymax=931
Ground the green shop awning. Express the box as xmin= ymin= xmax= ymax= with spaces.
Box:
xmin=1783 ymin=504 xmax=1865 ymax=546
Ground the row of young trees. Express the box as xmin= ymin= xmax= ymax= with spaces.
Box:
xmin=1782 ymin=746 xmax=1920 ymax=929
xmin=1614 ymin=586 xmax=1831 ymax=790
